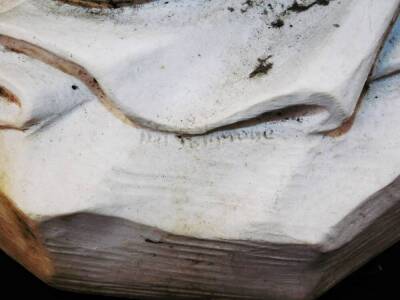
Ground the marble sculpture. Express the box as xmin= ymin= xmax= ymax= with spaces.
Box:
xmin=1 ymin=1 xmax=400 ymax=299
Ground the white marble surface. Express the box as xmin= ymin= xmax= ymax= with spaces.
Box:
xmin=0 ymin=69 xmax=399 ymax=247
xmin=0 ymin=0 xmax=398 ymax=134
xmin=0 ymin=46 xmax=90 ymax=128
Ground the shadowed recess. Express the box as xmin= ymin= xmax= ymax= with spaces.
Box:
xmin=0 ymin=86 xmax=21 ymax=107
xmin=57 ymin=0 xmax=155 ymax=8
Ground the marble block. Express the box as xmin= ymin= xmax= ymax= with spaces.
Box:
xmin=1 ymin=1 xmax=400 ymax=299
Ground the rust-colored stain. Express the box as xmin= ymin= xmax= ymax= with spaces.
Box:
xmin=0 ymin=191 xmax=54 ymax=281
xmin=0 ymin=34 xmax=137 ymax=129
xmin=0 ymin=86 xmax=21 ymax=107
xmin=324 ymin=88 xmax=365 ymax=138
xmin=327 ymin=2 xmax=399 ymax=138
xmin=325 ymin=114 xmax=357 ymax=138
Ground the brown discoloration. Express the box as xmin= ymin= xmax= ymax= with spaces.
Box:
xmin=0 ymin=34 xmax=136 ymax=129
xmin=326 ymin=5 xmax=400 ymax=138
xmin=0 ymin=86 xmax=21 ymax=107
xmin=324 ymin=111 xmax=358 ymax=138
xmin=0 ymin=191 xmax=54 ymax=281
xmin=57 ymin=0 xmax=154 ymax=9
xmin=324 ymin=93 xmax=363 ymax=138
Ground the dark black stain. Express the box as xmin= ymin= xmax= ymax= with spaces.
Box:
xmin=240 ymin=0 xmax=255 ymax=13
xmin=145 ymin=238 xmax=163 ymax=244
xmin=288 ymin=0 xmax=331 ymax=13
xmin=249 ymin=56 xmax=273 ymax=79
xmin=57 ymin=0 xmax=156 ymax=9
xmin=271 ymin=18 xmax=285 ymax=28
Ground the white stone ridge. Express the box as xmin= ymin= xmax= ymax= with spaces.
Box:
xmin=0 ymin=46 xmax=92 ymax=129
xmin=0 ymin=0 xmax=398 ymax=134
xmin=373 ymin=15 xmax=400 ymax=80
xmin=0 ymin=63 xmax=399 ymax=249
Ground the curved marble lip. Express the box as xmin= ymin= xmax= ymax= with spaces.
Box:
xmin=0 ymin=0 xmax=399 ymax=135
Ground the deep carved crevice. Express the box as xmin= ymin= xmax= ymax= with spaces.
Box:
xmin=0 ymin=34 xmax=138 ymax=129
xmin=0 ymin=86 xmax=21 ymax=107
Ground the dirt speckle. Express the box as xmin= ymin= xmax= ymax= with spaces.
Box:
xmin=0 ymin=192 xmax=54 ymax=281
xmin=288 ymin=0 xmax=331 ymax=13
xmin=240 ymin=0 xmax=255 ymax=13
xmin=271 ymin=18 xmax=284 ymax=28
xmin=249 ymin=56 xmax=273 ymax=79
